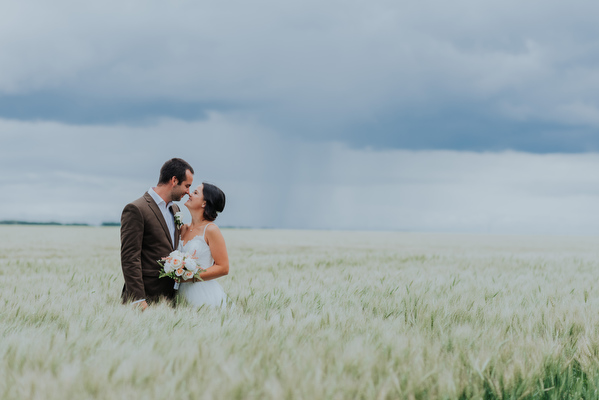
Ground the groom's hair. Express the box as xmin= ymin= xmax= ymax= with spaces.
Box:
xmin=158 ymin=158 xmax=194 ymax=185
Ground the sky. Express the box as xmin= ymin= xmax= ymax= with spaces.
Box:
xmin=2 ymin=0 xmax=599 ymax=234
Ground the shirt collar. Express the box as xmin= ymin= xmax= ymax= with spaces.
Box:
xmin=148 ymin=187 xmax=174 ymax=209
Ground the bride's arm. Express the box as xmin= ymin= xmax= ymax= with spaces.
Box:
xmin=196 ymin=224 xmax=229 ymax=281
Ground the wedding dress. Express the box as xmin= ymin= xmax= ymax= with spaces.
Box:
xmin=178 ymin=223 xmax=229 ymax=308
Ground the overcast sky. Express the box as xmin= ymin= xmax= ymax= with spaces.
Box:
xmin=2 ymin=0 xmax=599 ymax=234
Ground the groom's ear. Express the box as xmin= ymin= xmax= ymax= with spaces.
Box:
xmin=170 ymin=176 xmax=179 ymax=186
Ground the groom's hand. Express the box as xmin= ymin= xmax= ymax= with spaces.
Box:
xmin=133 ymin=300 xmax=148 ymax=311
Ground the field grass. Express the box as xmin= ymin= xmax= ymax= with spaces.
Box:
xmin=2 ymin=226 xmax=599 ymax=399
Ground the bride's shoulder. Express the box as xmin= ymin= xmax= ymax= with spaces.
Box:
xmin=204 ymin=223 xmax=223 ymax=239
xmin=180 ymin=224 xmax=190 ymax=235
xmin=206 ymin=222 xmax=220 ymax=232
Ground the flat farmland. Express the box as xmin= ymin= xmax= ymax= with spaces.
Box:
xmin=2 ymin=226 xmax=599 ymax=399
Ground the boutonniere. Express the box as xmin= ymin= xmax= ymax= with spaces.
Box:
xmin=174 ymin=212 xmax=183 ymax=228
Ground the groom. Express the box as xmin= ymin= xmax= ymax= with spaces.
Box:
xmin=120 ymin=158 xmax=194 ymax=310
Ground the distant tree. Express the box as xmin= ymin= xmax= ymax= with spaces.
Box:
xmin=0 ymin=220 xmax=88 ymax=226
xmin=101 ymin=222 xmax=121 ymax=227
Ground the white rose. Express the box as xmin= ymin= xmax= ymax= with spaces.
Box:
xmin=171 ymin=255 xmax=183 ymax=268
xmin=183 ymin=270 xmax=194 ymax=280
xmin=175 ymin=212 xmax=183 ymax=219
xmin=184 ymin=258 xmax=197 ymax=271
xmin=175 ymin=268 xmax=185 ymax=277
xmin=163 ymin=262 xmax=175 ymax=274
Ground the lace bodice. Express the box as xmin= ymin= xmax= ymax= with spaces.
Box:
xmin=178 ymin=225 xmax=214 ymax=270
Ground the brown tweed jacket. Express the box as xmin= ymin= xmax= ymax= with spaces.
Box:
xmin=120 ymin=192 xmax=181 ymax=303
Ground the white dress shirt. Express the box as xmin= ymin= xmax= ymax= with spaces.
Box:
xmin=148 ymin=187 xmax=176 ymax=247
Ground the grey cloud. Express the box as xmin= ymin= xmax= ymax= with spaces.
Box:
xmin=2 ymin=1 xmax=599 ymax=152
xmin=3 ymin=118 xmax=599 ymax=234
xmin=0 ymin=93 xmax=216 ymax=124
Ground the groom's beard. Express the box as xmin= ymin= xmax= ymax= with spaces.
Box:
xmin=171 ymin=190 xmax=185 ymax=202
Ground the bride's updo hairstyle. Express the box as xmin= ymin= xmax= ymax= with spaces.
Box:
xmin=202 ymin=183 xmax=226 ymax=221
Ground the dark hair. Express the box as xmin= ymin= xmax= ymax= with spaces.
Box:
xmin=202 ymin=182 xmax=226 ymax=221
xmin=158 ymin=158 xmax=194 ymax=185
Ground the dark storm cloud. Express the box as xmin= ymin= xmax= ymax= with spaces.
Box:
xmin=0 ymin=93 xmax=217 ymax=124
xmin=2 ymin=1 xmax=599 ymax=152
xmin=338 ymin=107 xmax=599 ymax=153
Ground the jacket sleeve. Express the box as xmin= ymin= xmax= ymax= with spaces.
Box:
xmin=120 ymin=203 xmax=146 ymax=301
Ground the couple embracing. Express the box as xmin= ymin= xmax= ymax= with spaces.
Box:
xmin=120 ymin=158 xmax=229 ymax=310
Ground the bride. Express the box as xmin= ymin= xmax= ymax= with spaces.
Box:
xmin=177 ymin=182 xmax=230 ymax=307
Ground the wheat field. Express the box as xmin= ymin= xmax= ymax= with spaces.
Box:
xmin=2 ymin=225 xmax=599 ymax=399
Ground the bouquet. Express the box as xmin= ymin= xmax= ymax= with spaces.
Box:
xmin=158 ymin=250 xmax=205 ymax=290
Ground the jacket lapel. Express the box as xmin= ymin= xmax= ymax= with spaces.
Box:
xmin=144 ymin=192 xmax=174 ymax=250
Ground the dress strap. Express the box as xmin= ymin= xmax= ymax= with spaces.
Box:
xmin=202 ymin=223 xmax=215 ymax=237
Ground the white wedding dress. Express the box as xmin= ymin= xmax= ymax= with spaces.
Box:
xmin=177 ymin=223 xmax=229 ymax=308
